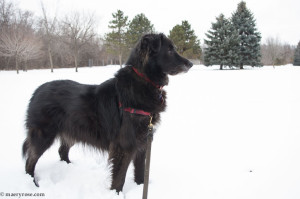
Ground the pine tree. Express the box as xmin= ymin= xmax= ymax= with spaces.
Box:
xmin=126 ymin=13 xmax=155 ymax=48
xmin=105 ymin=10 xmax=128 ymax=68
xmin=204 ymin=14 xmax=240 ymax=70
xmin=169 ymin=20 xmax=201 ymax=59
xmin=293 ymin=41 xmax=300 ymax=66
xmin=231 ymin=1 xmax=261 ymax=69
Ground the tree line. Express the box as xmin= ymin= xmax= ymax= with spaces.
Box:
xmin=0 ymin=0 xmax=298 ymax=73
xmin=0 ymin=0 xmax=201 ymax=72
xmin=261 ymin=37 xmax=296 ymax=66
xmin=105 ymin=10 xmax=201 ymax=68
xmin=0 ymin=0 xmax=103 ymax=73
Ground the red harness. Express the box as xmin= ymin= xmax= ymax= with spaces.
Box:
xmin=119 ymin=102 xmax=151 ymax=116
xmin=119 ymin=67 xmax=164 ymax=116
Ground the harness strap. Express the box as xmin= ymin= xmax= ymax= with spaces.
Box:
xmin=123 ymin=107 xmax=151 ymax=116
xmin=119 ymin=102 xmax=151 ymax=116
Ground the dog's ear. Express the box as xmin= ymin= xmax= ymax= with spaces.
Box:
xmin=141 ymin=34 xmax=162 ymax=53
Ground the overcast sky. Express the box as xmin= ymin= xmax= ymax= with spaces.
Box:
xmin=17 ymin=0 xmax=300 ymax=45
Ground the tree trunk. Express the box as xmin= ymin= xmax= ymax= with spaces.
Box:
xmin=240 ymin=64 xmax=244 ymax=69
xmin=25 ymin=59 xmax=28 ymax=72
xmin=6 ymin=57 xmax=11 ymax=68
xmin=75 ymin=56 xmax=78 ymax=72
xmin=220 ymin=64 xmax=223 ymax=70
xmin=48 ymin=45 xmax=54 ymax=73
xmin=15 ymin=56 xmax=19 ymax=74
xmin=74 ymin=44 xmax=79 ymax=72
xmin=119 ymin=54 xmax=122 ymax=68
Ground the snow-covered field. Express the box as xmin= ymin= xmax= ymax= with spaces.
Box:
xmin=0 ymin=65 xmax=299 ymax=199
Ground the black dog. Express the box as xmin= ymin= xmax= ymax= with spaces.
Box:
xmin=22 ymin=33 xmax=193 ymax=192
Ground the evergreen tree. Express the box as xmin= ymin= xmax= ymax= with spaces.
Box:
xmin=293 ymin=41 xmax=300 ymax=66
xmin=169 ymin=20 xmax=201 ymax=59
xmin=105 ymin=10 xmax=128 ymax=68
xmin=126 ymin=13 xmax=155 ymax=48
xmin=231 ymin=1 xmax=261 ymax=69
xmin=204 ymin=14 xmax=240 ymax=70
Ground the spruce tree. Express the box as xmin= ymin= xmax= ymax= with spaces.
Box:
xmin=293 ymin=41 xmax=300 ymax=66
xmin=231 ymin=1 xmax=261 ymax=69
xmin=169 ymin=20 xmax=201 ymax=59
xmin=126 ymin=13 xmax=155 ymax=48
xmin=105 ymin=10 xmax=128 ymax=68
xmin=204 ymin=14 xmax=240 ymax=69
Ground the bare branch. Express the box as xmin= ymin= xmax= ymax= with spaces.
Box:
xmin=60 ymin=11 xmax=96 ymax=71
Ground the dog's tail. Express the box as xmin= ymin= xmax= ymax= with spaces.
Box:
xmin=22 ymin=138 xmax=29 ymax=159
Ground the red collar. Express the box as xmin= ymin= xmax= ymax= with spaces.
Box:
xmin=132 ymin=67 xmax=163 ymax=89
xmin=118 ymin=66 xmax=164 ymax=117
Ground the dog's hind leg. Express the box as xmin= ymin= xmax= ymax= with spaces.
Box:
xmin=23 ymin=128 xmax=56 ymax=187
xmin=109 ymin=144 xmax=135 ymax=193
xmin=58 ymin=136 xmax=74 ymax=164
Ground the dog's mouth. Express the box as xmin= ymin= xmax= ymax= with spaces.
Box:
xmin=168 ymin=65 xmax=191 ymax=76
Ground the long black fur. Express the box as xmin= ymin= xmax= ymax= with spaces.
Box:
xmin=22 ymin=33 xmax=193 ymax=192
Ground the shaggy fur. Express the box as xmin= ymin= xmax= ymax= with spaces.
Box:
xmin=22 ymin=33 xmax=193 ymax=192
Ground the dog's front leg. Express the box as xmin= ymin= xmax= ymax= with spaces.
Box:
xmin=133 ymin=150 xmax=146 ymax=184
xmin=109 ymin=144 xmax=134 ymax=193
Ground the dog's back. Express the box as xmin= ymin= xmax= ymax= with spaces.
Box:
xmin=23 ymin=78 xmax=120 ymax=182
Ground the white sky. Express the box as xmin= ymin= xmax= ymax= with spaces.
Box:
xmin=16 ymin=0 xmax=300 ymax=45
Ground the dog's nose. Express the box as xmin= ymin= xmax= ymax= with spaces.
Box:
xmin=187 ymin=60 xmax=193 ymax=68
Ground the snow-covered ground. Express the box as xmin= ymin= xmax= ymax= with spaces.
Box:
xmin=0 ymin=65 xmax=299 ymax=199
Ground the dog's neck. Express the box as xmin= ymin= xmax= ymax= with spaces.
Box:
xmin=145 ymin=68 xmax=169 ymax=88
xmin=131 ymin=67 xmax=164 ymax=89
xmin=142 ymin=65 xmax=169 ymax=88
xmin=125 ymin=65 xmax=169 ymax=88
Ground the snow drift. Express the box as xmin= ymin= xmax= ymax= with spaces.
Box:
xmin=0 ymin=65 xmax=299 ymax=199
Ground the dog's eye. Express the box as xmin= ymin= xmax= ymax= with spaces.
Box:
xmin=168 ymin=45 xmax=174 ymax=54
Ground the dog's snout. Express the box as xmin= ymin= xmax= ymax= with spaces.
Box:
xmin=186 ymin=60 xmax=193 ymax=68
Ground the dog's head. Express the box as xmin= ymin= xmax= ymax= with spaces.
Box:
xmin=128 ymin=33 xmax=193 ymax=76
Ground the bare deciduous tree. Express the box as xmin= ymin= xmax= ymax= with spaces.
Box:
xmin=0 ymin=0 xmax=14 ymax=69
xmin=261 ymin=36 xmax=295 ymax=66
xmin=60 ymin=12 xmax=96 ymax=72
xmin=264 ymin=37 xmax=281 ymax=67
xmin=0 ymin=0 xmax=14 ymax=26
xmin=40 ymin=1 xmax=58 ymax=72
xmin=21 ymin=34 xmax=42 ymax=71
xmin=0 ymin=10 xmax=41 ymax=73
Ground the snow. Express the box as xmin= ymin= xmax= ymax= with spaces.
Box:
xmin=0 ymin=65 xmax=300 ymax=199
